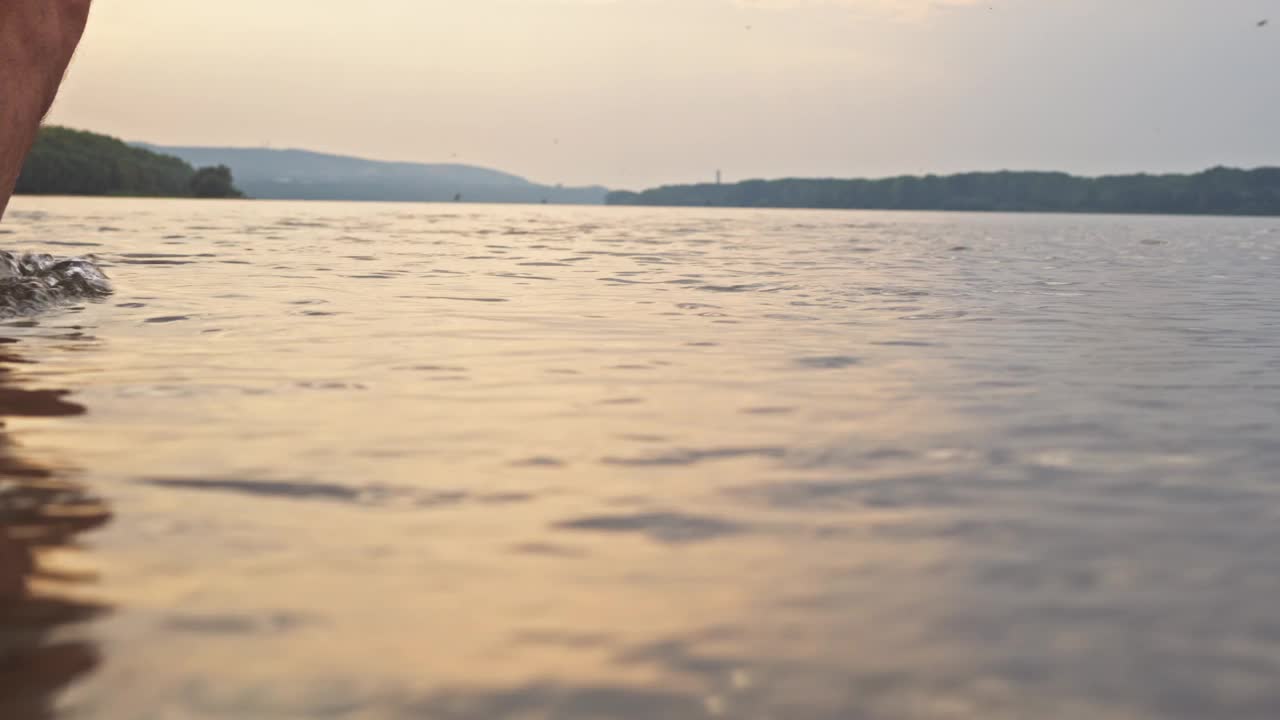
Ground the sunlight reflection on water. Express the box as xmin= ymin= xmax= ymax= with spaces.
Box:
xmin=1 ymin=198 xmax=1279 ymax=719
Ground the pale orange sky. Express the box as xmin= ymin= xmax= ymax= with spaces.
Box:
xmin=49 ymin=0 xmax=1280 ymax=188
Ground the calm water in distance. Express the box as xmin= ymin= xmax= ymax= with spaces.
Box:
xmin=1 ymin=197 xmax=1280 ymax=719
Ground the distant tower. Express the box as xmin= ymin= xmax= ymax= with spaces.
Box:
xmin=716 ymin=170 xmax=722 ymax=185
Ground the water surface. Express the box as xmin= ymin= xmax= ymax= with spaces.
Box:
xmin=1 ymin=197 xmax=1279 ymax=719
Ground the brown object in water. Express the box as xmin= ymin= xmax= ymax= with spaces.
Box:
xmin=0 ymin=340 xmax=111 ymax=719
xmin=0 ymin=535 xmax=31 ymax=602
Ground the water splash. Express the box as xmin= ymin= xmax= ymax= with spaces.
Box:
xmin=0 ymin=251 xmax=112 ymax=316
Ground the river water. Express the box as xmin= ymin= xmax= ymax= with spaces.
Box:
xmin=1 ymin=197 xmax=1279 ymax=719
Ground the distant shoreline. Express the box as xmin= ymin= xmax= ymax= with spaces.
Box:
xmin=16 ymin=127 xmax=244 ymax=200
xmin=19 ymin=126 xmax=1280 ymax=217
xmin=14 ymin=193 xmax=1280 ymax=221
xmin=608 ymin=167 xmax=1280 ymax=218
xmin=15 ymin=127 xmax=607 ymax=206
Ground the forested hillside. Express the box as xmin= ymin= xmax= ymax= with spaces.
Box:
xmin=17 ymin=127 xmax=242 ymax=198
xmin=608 ymin=168 xmax=1280 ymax=216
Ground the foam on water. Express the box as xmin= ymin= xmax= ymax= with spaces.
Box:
xmin=0 ymin=251 xmax=112 ymax=317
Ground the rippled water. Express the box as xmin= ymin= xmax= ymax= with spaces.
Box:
xmin=1 ymin=197 xmax=1279 ymax=719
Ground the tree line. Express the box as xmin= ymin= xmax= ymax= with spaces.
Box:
xmin=16 ymin=126 xmax=243 ymax=199
xmin=607 ymin=167 xmax=1280 ymax=216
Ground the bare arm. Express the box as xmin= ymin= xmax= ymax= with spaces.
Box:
xmin=0 ymin=0 xmax=93 ymax=219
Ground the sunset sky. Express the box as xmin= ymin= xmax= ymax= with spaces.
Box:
xmin=49 ymin=0 xmax=1280 ymax=189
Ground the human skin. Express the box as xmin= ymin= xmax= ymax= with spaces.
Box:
xmin=0 ymin=0 xmax=93 ymax=219
xmin=0 ymin=0 xmax=93 ymax=599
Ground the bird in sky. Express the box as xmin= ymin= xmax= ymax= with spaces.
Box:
xmin=1259 ymin=19 xmax=1269 ymax=27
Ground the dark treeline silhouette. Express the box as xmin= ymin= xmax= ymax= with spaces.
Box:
xmin=608 ymin=167 xmax=1280 ymax=216
xmin=16 ymin=126 xmax=242 ymax=199
xmin=189 ymin=165 xmax=241 ymax=199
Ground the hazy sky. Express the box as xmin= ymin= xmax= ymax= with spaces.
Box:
xmin=49 ymin=0 xmax=1280 ymax=189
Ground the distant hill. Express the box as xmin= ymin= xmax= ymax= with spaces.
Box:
xmin=608 ymin=168 xmax=1280 ymax=217
xmin=16 ymin=127 xmax=242 ymax=199
xmin=139 ymin=145 xmax=609 ymax=205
